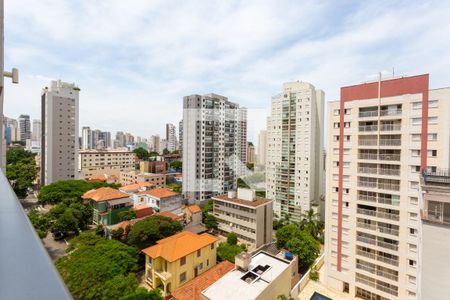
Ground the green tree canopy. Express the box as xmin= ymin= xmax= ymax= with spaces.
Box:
xmin=162 ymin=148 xmax=170 ymax=155
xmin=6 ymin=148 xmax=36 ymax=198
xmin=118 ymin=209 xmax=137 ymax=221
xmin=285 ymin=231 xmax=320 ymax=270
xmin=134 ymin=147 xmax=150 ymax=160
xmin=37 ymin=180 xmax=118 ymax=205
xmin=120 ymin=287 xmax=163 ymax=300
xmin=28 ymin=210 xmax=51 ymax=238
xmin=170 ymin=160 xmax=182 ymax=170
xmin=6 ymin=148 xmax=35 ymax=164
xmin=102 ymin=274 xmax=140 ymax=300
xmin=204 ymin=214 xmax=218 ymax=231
xmin=227 ymin=232 xmax=238 ymax=245
xmin=126 ymin=215 xmax=182 ymax=249
xmin=56 ymin=232 xmax=140 ymax=300
xmin=217 ymin=242 xmax=243 ymax=263
xmin=275 ymin=224 xmax=301 ymax=249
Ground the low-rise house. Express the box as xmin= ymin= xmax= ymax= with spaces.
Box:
xmin=201 ymin=251 xmax=296 ymax=300
xmin=171 ymin=261 xmax=234 ymax=300
xmin=212 ymin=188 xmax=273 ymax=248
xmin=132 ymin=188 xmax=182 ymax=214
xmin=120 ymin=170 xmax=166 ymax=187
xmin=82 ymin=187 xmax=133 ymax=226
xmin=155 ymin=211 xmax=184 ymax=223
xmin=87 ymin=174 xmax=118 ymax=184
xmin=142 ymin=231 xmax=219 ymax=296
xmin=185 ymin=205 xmax=202 ymax=226
xmin=120 ymin=181 xmax=153 ymax=194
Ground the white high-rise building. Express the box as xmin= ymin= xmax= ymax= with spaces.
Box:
xmin=182 ymin=93 xmax=246 ymax=205
xmin=179 ymin=119 xmax=183 ymax=153
xmin=41 ymin=80 xmax=79 ymax=185
xmin=32 ymin=119 xmax=41 ymax=146
xmin=266 ymin=81 xmax=324 ymax=222
xmin=166 ymin=123 xmax=177 ymax=152
xmin=257 ymin=129 xmax=267 ymax=166
xmin=323 ymin=74 xmax=450 ymax=300
xmin=18 ymin=114 xmax=31 ymax=143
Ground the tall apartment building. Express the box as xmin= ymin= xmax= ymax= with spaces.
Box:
xmin=82 ymin=126 xmax=92 ymax=149
xmin=212 ymin=188 xmax=273 ymax=248
xmin=182 ymin=93 xmax=246 ymax=204
xmin=32 ymin=119 xmax=41 ymax=146
xmin=239 ymin=108 xmax=247 ymax=173
xmin=166 ymin=123 xmax=177 ymax=152
xmin=78 ymin=150 xmax=136 ymax=179
xmin=115 ymin=131 xmax=125 ymax=148
xmin=41 ymin=80 xmax=79 ymax=185
xmin=151 ymin=135 xmax=160 ymax=153
xmin=100 ymin=131 xmax=111 ymax=149
xmin=266 ymin=81 xmax=324 ymax=222
xmin=257 ymin=129 xmax=267 ymax=166
xmin=179 ymin=119 xmax=183 ymax=153
xmin=4 ymin=117 xmax=19 ymax=143
xmin=247 ymin=142 xmax=255 ymax=164
xmin=18 ymin=114 xmax=31 ymax=143
xmin=419 ymin=169 xmax=450 ymax=299
xmin=324 ymin=74 xmax=450 ymax=300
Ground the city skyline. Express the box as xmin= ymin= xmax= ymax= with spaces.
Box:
xmin=4 ymin=1 xmax=450 ymax=141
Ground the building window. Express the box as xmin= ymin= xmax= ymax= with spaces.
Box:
xmin=411 ymin=150 xmax=420 ymax=157
xmin=180 ymin=256 xmax=186 ymax=266
xmin=199 ymin=262 xmax=204 ymax=270
xmin=412 ymin=117 xmax=422 ymax=125
xmin=411 ymin=134 xmax=421 ymax=142
xmin=334 ymin=109 xmax=340 ymax=116
xmin=412 ymin=101 xmax=422 ymax=110
xmin=428 ymin=133 xmax=437 ymax=141
xmin=428 ymin=117 xmax=437 ymax=124
xmin=210 ymin=243 xmax=215 ymax=250
xmin=428 ymin=100 xmax=438 ymax=108
xmin=197 ymin=249 xmax=201 ymax=257
xmin=428 ymin=150 xmax=437 ymax=157
xmin=179 ymin=272 xmax=186 ymax=283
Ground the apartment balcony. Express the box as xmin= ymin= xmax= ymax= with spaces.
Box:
xmin=358 ymin=140 xmax=378 ymax=146
xmin=359 ymin=125 xmax=378 ymax=132
xmin=356 ymin=275 xmax=398 ymax=297
xmin=358 ymin=153 xmax=378 ymax=160
xmin=380 ymin=124 xmax=401 ymax=131
xmin=357 ymin=208 xmax=400 ymax=222
xmin=356 ymin=249 xmax=399 ymax=267
xmin=358 ymin=180 xmax=377 ymax=188
xmin=356 ymin=263 xmax=398 ymax=281
xmin=359 ymin=110 xmax=379 ymax=118
xmin=155 ymin=269 xmax=172 ymax=281
xmin=378 ymin=168 xmax=400 ymax=176
xmin=378 ymin=153 xmax=401 ymax=161
xmin=357 ymin=221 xmax=399 ymax=236
xmin=378 ymin=182 xmax=400 ymax=191
xmin=379 ymin=139 xmax=401 ymax=146
xmin=358 ymin=194 xmax=377 ymax=203
xmin=358 ymin=167 xmax=378 ymax=175
xmin=0 ymin=170 xmax=71 ymax=299
xmin=380 ymin=109 xmax=402 ymax=117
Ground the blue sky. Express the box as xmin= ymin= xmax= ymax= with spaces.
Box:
xmin=4 ymin=0 xmax=450 ymax=142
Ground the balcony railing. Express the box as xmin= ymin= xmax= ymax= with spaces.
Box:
xmin=357 ymin=250 xmax=399 ymax=267
xmin=358 ymin=194 xmax=377 ymax=202
xmin=380 ymin=109 xmax=402 ymax=116
xmin=359 ymin=140 xmax=378 ymax=146
xmin=359 ymin=125 xmax=378 ymax=132
xmin=379 ymin=139 xmax=401 ymax=146
xmin=378 ymin=182 xmax=400 ymax=191
xmin=356 ymin=263 xmax=398 ymax=281
xmin=358 ymin=153 xmax=378 ymax=160
xmin=379 ymin=168 xmax=400 ymax=176
xmin=359 ymin=111 xmax=379 ymax=118
xmin=358 ymin=167 xmax=378 ymax=174
xmin=379 ymin=154 xmax=401 ymax=161
xmin=358 ymin=181 xmax=378 ymax=188
xmin=0 ymin=170 xmax=71 ymax=299
xmin=380 ymin=124 xmax=401 ymax=131
xmin=356 ymin=276 xmax=398 ymax=297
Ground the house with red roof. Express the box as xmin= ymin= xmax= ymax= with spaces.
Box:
xmin=132 ymin=187 xmax=182 ymax=215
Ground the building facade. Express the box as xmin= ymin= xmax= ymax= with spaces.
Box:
xmin=212 ymin=188 xmax=273 ymax=248
xmin=142 ymin=231 xmax=219 ymax=296
xmin=323 ymin=74 xmax=450 ymax=300
xmin=132 ymin=187 xmax=182 ymax=214
xmin=266 ymin=81 xmax=324 ymax=222
xmin=78 ymin=150 xmax=135 ymax=179
xmin=18 ymin=114 xmax=31 ymax=143
xmin=41 ymin=80 xmax=79 ymax=185
xmin=32 ymin=119 xmax=41 ymax=146
xmin=257 ymin=130 xmax=267 ymax=166
xmin=182 ymin=93 xmax=246 ymax=204
xmin=247 ymin=142 xmax=255 ymax=165
xmin=166 ymin=123 xmax=177 ymax=152
xmin=120 ymin=170 xmax=166 ymax=187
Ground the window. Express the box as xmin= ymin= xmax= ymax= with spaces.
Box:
xmin=180 ymin=257 xmax=186 ymax=266
xmin=411 ymin=134 xmax=421 ymax=142
xmin=210 ymin=243 xmax=214 ymax=250
xmin=412 ymin=117 xmax=422 ymax=125
xmin=411 ymin=165 xmax=420 ymax=173
xmin=428 ymin=117 xmax=437 ymax=124
xmin=207 ymin=259 xmax=209 ymax=266
xmin=428 ymin=133 xmax=437 ymax=141
xmin=412 ymin=101 xmax=422 ymax=110
xmin=411 ymin=150 xmax=420 ymax=157
xmin=333 ymin=122 xmax=340 ymax=129
xmin=197 ymin=249 xmax=201 ymax=257
xmin=334 ymin=109 xmax=340 ymax=116
xmin=179 ymin=272 xmax=186 ymax=283
xmin=409 ymin=259 xmax=417 ymax=267
xmin=199 ymin=263 xmax=204 ymax=270
xmin=428 ymin=150 xmax=437 ymax=157
xmin=344 ymin=108 xmax=351 ymax=115
xmin=428 ymin=100 xmax=438 ymax=108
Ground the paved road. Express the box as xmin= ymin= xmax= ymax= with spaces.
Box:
xmin=42 ymin=232 xmax=69 ymax=261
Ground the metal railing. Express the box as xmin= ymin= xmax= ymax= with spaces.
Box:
xmin=359 ymin=153 xmax=378 ymax=160
xmin=0 ymin=170 xmax=71 ymax=299
xmin=358 ymin=181 xmax=378 ymax=188
xmin=380 ymin=109 xmax=402 ymax=117
xmin=379 ymin=139 xmax=401 ymax=146
xmin=358 ymin=167 xmax=378 ymax=174
xmin=357 ymin=250 xmax=399 ymax=267
xmin=359 ymin=125 xmax=378 ymax=132
xmin=359 ymin=111 xmax=379 ymax=118
xmin=380 ymin=124 xmax=401 ymax=131
xmin=379 ymin=168 xmax=400 ymax=176
xmin=359 ymin=140 xmax=378 ymax=146
xmin=358 ymin=194 xmax=377 ymax=202
xmin=356 ymin=263 xmax=398 ymax=282
xmin=379 ymin=154 xmax=401 ymax=161
xmin=378 ymin=182 xmax=400 ymax=191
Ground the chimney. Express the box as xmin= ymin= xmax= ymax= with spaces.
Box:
xmin=235 ymin=252 xmax=252 ymax=271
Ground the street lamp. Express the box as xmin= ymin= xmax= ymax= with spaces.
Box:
xmin=4 ymin=67 xmax=19 ymax=83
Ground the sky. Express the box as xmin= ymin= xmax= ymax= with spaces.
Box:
xmin=4 ymin=0 xmax=450 ymax=143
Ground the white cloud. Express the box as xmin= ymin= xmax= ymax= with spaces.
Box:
xmin=4 ymin=0 xmax=450 ymax=142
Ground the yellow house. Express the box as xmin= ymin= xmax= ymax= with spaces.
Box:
xmin=142 ymin=231 xmax=219 ymax=296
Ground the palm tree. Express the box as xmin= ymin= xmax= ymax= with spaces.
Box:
xmin=300 ymin=209 xmax=322 ymax=239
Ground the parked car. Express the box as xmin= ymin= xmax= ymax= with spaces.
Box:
xmin=52 ymin=231 xmax=66 ymax=241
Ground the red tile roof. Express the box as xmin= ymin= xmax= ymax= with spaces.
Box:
xmin=142 ymin=231 xmax=218 ymax=262
xmin=137 ymin=187 xmax=178 ymax=198
xmin=187 ymin=204 xmax=201 ymax=214
xmin=120 ymin=182 xmax=153 ymax=192
xmin=81 ymin=187 xmax=129 ymax=202
xmin=171 ymin=261 xmax=234 ymax=300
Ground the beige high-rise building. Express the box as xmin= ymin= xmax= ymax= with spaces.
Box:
xmin=266 ymin=81 xmax=324 ymax=222
xmin=78 ymin=150 xmax=136 ymax=179
xmin=165 ymin=123 xmax=176 ymax=152
xmin=41 ymin=80 xmax=79 ymax=185
xmin=324 ymin=74 xmax=450 ymax=300
xmin=257 ymin=129 xmax=267 ymax=166
xmin=247 ymin=142 xmax=255 ymax=164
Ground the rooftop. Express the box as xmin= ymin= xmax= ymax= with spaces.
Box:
xmin=201 ymin=252 xmax=290 ymax=300
xmin=81 ymin=187 xmax=129 ymax=202
xmin=120 ymin=181 xmax=153 ymax=192
xmin=187 ymin=204 xmax=202 ymax=214
xmin=213 ymin=194 xmax=272 ymax=208
xmin=142 ymin=231 xmax=218 ymax=262
xmin=155 ymin=211 xmax=184 ymax=221
xmin=171 ymin=261 xmax=234 ymax=300
xmin=137 ymin=187 xmax=178 ymax=198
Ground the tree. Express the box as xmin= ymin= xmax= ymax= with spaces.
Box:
xmin=309 ymin=265 xmax=319 ymax=281
xmin=204 ymin=214 xmax=218 ymax=231
xmin=217 ymin=242 xmax=243 ymax=263
xmin=38 ymin=180 xmax=118 ymax=205
xmin=201 ymin=199 xmax=214 ymax=220
xmin=275 ymin=224 xmax=301 ymax=249
xmin=227 ymin=232 xmax=238 ymax=245
xmin=170 ymin=160 xmax=182 ymax=170
xmin=126 ymin=215 xmax=182 ymax=249
xmin=299 ymin=209 xmax=322 ymax=240
xmin=134 ymin=147 xmax=150 ymax=160
xmin=148 ymin=151 xmax=159 ymax=158
xmin=6 ymin=156 xmax=36 ymax=198
xmin=285 ymin=231 xmax=320 ymax=270
xmin=56 ymin=232 xmax=139 ymax=300
xmin=28 ymin=210 xmax=51 ymax=238
xmin=6 ymin=148 xmax=35 ymax=164
xmin=119 ymin=209 xmax=137 ymax=221
xmin=162 ymin=148 xmax=170 ymax=155
xmin=237 ymin=178 xmax=250 ymax=189
xmin=102 ymin=274 xmax=139 ymax=300
xmin=120 ymin=287 xmax=163 ymax=300
xmin=52 ymin=209 xmax=79 ymax=234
